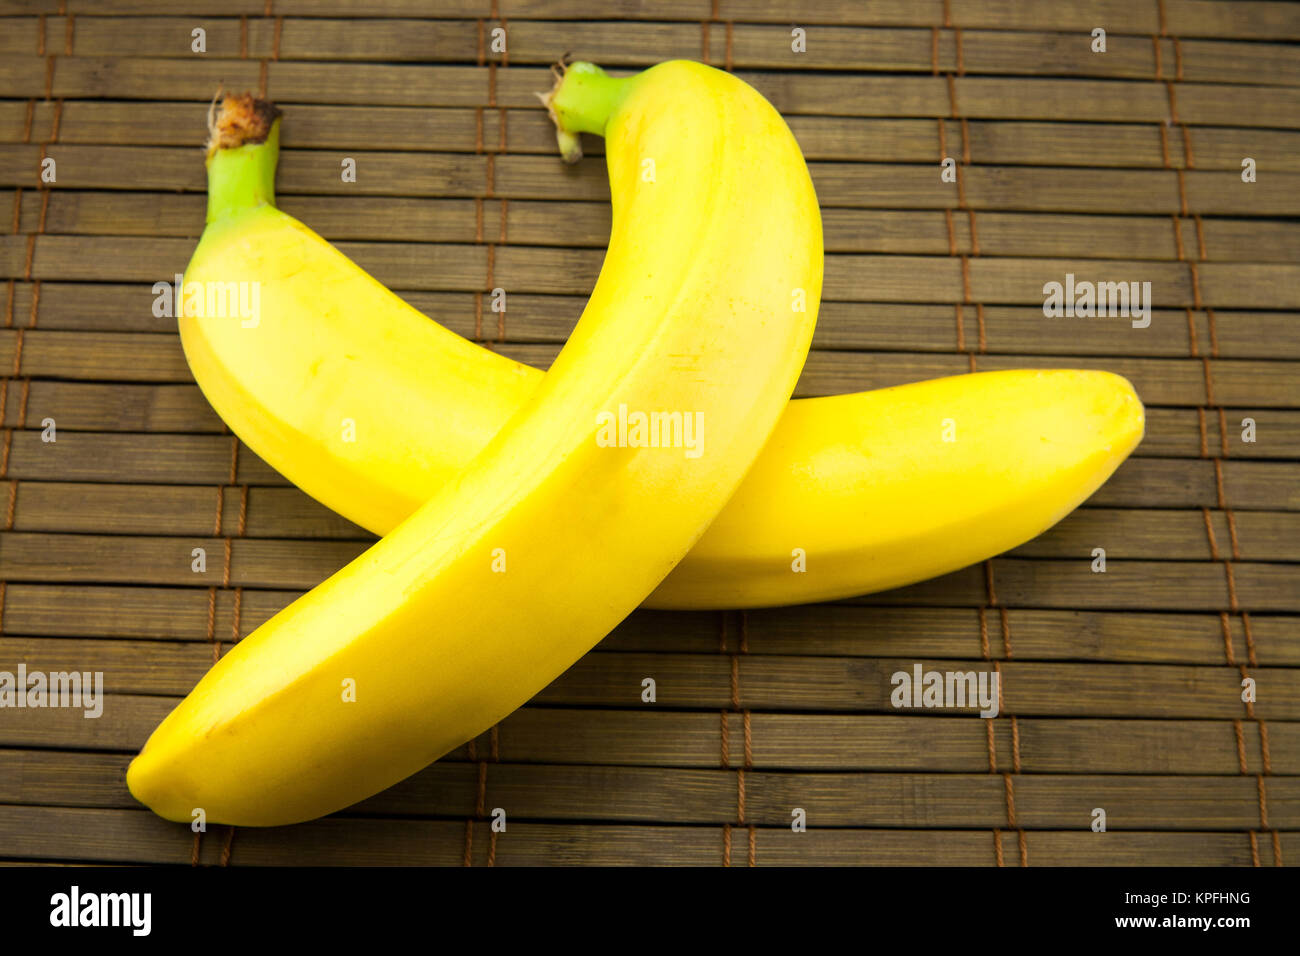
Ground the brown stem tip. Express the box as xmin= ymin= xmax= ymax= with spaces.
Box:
xmin=205 ymin=91 xmax=281 ymax=158
xmin=536 ymin=59 xmax=583 ymax=165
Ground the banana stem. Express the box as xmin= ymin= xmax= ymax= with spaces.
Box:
xmin=205 ymin=93 xmax=281 ymax=223
xmin=541 ymin=61 xmax=634 ymax=164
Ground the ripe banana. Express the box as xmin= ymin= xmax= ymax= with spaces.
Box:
xmin=177 ymin=93 xmax=1145 ymax=612
xmin=660 ymin=368 xmax=1143 ymax=607
xmin=129 ymin=60 xmax=823 ymax=825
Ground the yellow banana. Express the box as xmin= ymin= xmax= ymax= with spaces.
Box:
xmin=175 ymin=93 xmax=1145 ymax=612
xmin=129 ymin=60 xmax=822 ymax=825
xmin=662 ymin=369 xmax=1143 ymax=607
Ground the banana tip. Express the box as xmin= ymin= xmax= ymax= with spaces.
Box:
xmin=1080 ymin=369 xmax=1145 ymax=455
xmin=125 ymin=750 xmax=189 ymax=825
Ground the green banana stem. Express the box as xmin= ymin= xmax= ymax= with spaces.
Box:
xmin=204 ymin=94 xmax=281 ymax=223
xmin=541 ymin=61 xmax=634 ymax=163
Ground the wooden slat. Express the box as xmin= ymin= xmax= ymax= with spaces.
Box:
xmin=1 ymin=57 xmax=1293 ymax=123
xmin=13 ymin=236 xmax=1300 ymax=316
xmin=342 ymin=769 xmax=1300 ymax=829
xmin=0 ymin=804 xmax=1282 ymax=865
xmin=858 ymin=556 xmax=1300 ymax=612
xmin=708 ymin=605 xmax=1300 ymax=666
xmin=7 ymin=144 xmax=1299 ymax=218
xmin=722 ymin=0 xmax=1300 ymax=42
xmin=0 ymin=806 xmax=226 ymax=865
xmin=14 ymin=190 xmax=1300 ymax=266
xmin=3 ymin=584 xmax=1296 ymax=667
xmin=10 ymin=17 xmax=1296 ymax=86
xmin=1 ymin=432 xmax=284 ymax=484
xmin=0 ymin=583 xmax=298 ymax=641
xmin=7 ymin=481 xmax=367 ymax=537
xmin=2 ymin=696 xmax=1293 ymax=776
xmin=6 ymin=102 xmax=1299 ymax=174
xmin=3 ymin=634 xmax=1298 ymax=718
xmin=5 ymin=750 xmax=1294 ymax=831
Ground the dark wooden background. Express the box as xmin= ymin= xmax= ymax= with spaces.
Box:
xmin=0 ymin=0 xmax=1296 ymax=865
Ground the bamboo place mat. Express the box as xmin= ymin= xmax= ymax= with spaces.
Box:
xmin=0 ymin=0 xmax=1298 ymax=867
